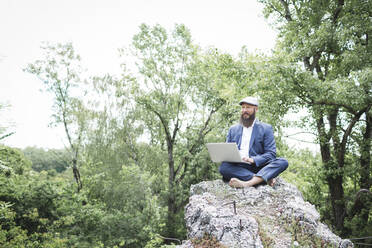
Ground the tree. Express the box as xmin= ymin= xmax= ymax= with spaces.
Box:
xmin=22 ymin=146 xmax=70 ymax=173
xmin=0 ymin=145 xmax=69 ymax=247
xmin=0 ymin=145 xmax=31 ymax=175
xmin=120 ymin=24 xmax=230 ymax=238
xmin=258 ymin=0 xmax=372 ymax=234
xmin=78 ymin=160 xmax=165 ymax=248
xmin=25 ymin=43 xmax=90 ymax=192
xmin=82 ymin=74 xmax=145 ymax=179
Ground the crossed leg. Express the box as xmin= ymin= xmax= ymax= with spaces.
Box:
xmin=220 ymin=158 xmax=288 ymax=188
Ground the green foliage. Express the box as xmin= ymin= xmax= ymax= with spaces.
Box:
xmin=0 ymin=201 xmax=30 ymax=247
xmin=8 ymin=13 xmax=370 ymax=246
xmin=24 ymin=42 xmax=85 ymax=133
xmin=0 ymin=146 xmax=69 ymax=247
xmin=24 ymin=42 xmax=92 ymax=191
xmin=0 ymin=143 xmax=166 ymax=248
xmin=23 ymin=146 xmax=71 ymax=173
xmin=0 ymin=173 xmax=60 ymax=235
xmin=257 ymin=0 xmax=372 ymax=235
xmin=281 ymin=148 xmax=324 ymax=198
xmin=0 ymin=144 xmax=31 ymax=175
xmin=121 ymin=23 xmax=239 ymax=238
xmin=79 ymin=157 xmax=166 ymax=247
xmin=280 ymin=147 xmax=333 ymax=223
xmin=18 ymin=25 xmax=295 ymax=246
xmin=0 ymin=200 xmax=67 ymax=247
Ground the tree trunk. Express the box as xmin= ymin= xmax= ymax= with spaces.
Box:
xmin=72 ymin=158 xmax=82 ymax=192
xmin=167 ymin=186 xmax=177 ymax=238
xmin=358 ymin=111 xmax=372 ymax=225
xmin=360 ymin=112 xmax=372 ymax=190
xmin=326 ymin=174 xmax=345 ymax=231
xmin=329 ymin=109 xmax=347 ymax=232
xmin=315 ymin=108 xmax=346 ymax=232
xmin=166 ymin=138 xmax=178 ymax=238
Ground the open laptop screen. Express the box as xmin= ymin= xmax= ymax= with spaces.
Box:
xmin=206 ymin=143 xmax=250 ymax=164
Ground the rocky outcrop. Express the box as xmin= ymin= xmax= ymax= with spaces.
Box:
xmin=177 ymin=178 xmax=353 ymax=248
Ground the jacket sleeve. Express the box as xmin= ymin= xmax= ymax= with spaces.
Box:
xmin=226 ymin=127 xmax=232 ymax=142
xmin=251 ymin=125 xmax=276 ymax=167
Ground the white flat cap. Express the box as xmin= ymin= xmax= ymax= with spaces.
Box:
xmin=239 ymin=96 xmax=259 ymax=106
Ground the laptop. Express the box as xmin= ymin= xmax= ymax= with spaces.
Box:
xmin=206 ymin=142 xmax=251 ymax=164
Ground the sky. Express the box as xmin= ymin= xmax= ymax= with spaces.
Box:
xmin=0 ymin=0 xmax=314 ymax=151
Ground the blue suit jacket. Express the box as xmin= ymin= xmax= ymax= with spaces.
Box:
xmin=226 ymin=120 xmax=276 ymax=167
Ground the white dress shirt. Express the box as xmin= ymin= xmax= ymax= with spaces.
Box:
xmin=239 ymin=120 xmax=255 ymax=158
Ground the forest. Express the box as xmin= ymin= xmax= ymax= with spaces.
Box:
xmin=1 ymin=0 xmax=371 ymax=247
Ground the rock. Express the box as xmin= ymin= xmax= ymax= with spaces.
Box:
xmin=177 ymin=178 xmax=353 ymax=248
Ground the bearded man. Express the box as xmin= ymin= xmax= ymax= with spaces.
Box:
xmin=219 ymin=96 xmax=288 ymax=187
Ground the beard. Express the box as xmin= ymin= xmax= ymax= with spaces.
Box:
xmin=240 ymin=110 xmax=256 ymax=128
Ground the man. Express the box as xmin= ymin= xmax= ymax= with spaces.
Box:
xmin=219 ymin=96 xmax=288 ymax=187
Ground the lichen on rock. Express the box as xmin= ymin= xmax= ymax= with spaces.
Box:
xmin=177 ymin=178 xmax=353 ymax=248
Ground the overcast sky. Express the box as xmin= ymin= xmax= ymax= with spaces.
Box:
xmin=0 ymin=0 xmax=279 ymax=149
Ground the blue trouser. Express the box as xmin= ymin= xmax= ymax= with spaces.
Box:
xmin=219 ymin=158 xmax=288 ymax=182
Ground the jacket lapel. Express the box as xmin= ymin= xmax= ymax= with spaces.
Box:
xmin=237 ymin=125 xmax=243 ymax=149
xmin=249 ymin=120 xmax=258 ymax=156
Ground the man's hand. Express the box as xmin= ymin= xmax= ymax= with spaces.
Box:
xmin=242 ymin=157 xmax=254 ymax=164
